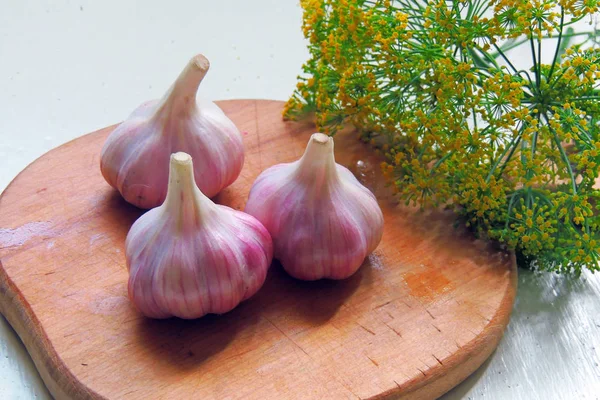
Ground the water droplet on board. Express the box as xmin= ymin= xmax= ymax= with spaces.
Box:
xmin=354 ymin=159 xmax=377 ymax=191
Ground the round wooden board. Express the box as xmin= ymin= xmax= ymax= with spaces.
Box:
xmin=0 ymin=100 xmax=516 ymax=400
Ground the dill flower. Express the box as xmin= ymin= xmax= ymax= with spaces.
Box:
xmin=285 ymin=0 xmax=600 ymax=274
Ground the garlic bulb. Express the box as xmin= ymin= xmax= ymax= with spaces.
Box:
xmin=126 ymin=152 xmax=272 ymax=319
xmin=245 ymin=133 xmax=384 ymax=280
xmin=100 ymin=54 xmax=244 ymax=209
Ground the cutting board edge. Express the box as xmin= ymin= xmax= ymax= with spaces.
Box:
xmin=0 ymin=123 xmax=117 ymax=400
xmin=395 ymin=253 xmax=517 ymax=399
xmin=0 ymin=262 xmax=103 ymax=400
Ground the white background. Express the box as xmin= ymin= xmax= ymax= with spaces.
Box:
xmin=1 ymin=1 xmax=599 ymax=399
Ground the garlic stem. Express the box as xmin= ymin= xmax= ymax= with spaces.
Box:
xmin=165 ymin=152 xmax=213 ymax=224
xmin=297 ymin=133 xmax=338 ymax=182
xmin=155 ymin=54 xmax=210 ymax=118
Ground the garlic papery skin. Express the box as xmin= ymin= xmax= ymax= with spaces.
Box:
xmin=244 ymin=133 xmax=384 ymax=281
xmin=126 ymin=152 xmax=272 ymax=319
xmin=100 ymin=54 xmax=244 ymax=209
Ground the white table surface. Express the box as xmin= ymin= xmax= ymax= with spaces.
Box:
xmin=1 ymin=1 xmax=599 ymax=399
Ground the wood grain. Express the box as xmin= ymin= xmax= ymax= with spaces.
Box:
xmin=0 ymin=100 xmax=517 ymax=400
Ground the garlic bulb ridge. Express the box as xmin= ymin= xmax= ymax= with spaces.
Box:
xmin=100 ymin=54 xmax=244 ymax=209
xmin=245 ymin=133 xmax=384 ymax=280
xmin=126 ymin=152 xmax=272 ymax=319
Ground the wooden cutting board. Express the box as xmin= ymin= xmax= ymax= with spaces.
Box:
xmin=0 ymin=100 xmax=516 ymax=400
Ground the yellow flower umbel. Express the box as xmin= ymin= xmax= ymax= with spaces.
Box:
xmin=285 ymin=0 xmax=600 ymax=275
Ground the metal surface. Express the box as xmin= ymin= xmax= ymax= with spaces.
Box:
xmin=1 ymin=1 xmax=599 ymax=399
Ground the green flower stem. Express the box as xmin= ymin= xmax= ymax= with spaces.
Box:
xmin=530 ymin=36 xmax=541 ymax=88
xmin=548 ymin=8 xmax=565 ymax=80
xmin=544 ymin=114 xmax=578 ymax=194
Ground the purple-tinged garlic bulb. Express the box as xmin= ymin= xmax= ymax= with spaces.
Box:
xmin=126 ymin=152 xmax=272 ymax=319
xmin=100 ymin=54 xmax=244 ymax=209
xmin=245 ymin=133 xmax=384 ymax=281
